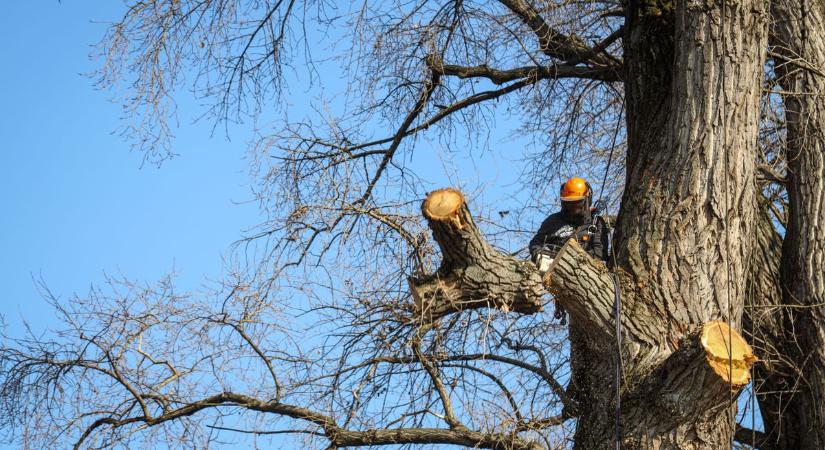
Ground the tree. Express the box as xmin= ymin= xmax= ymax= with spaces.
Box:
xmin=1 ymin=1 xmax=821 ymax=449
xmin=744 ymin=0 xmax=825 ymax=447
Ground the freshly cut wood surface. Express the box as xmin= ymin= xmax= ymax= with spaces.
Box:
xmin=422 ymin=188 xmax=465 ymax=221
xmin=701 ymin=321 xmax=757 ymax=387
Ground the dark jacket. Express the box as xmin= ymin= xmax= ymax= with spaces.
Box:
xmin=529 ymin=211 xmax=609 ymax=262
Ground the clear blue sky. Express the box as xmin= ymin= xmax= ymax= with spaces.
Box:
xmin=0 ymin=5 xmax=535 ymax=448
xmin=0 ymin=3 xmax=259 ymax=336
xmin=0 ymin=2 xmax=530 ymax=335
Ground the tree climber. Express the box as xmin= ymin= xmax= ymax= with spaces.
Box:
xmin=529 ymin=177 xmax=610 ymax=274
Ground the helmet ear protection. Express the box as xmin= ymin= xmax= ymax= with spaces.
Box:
xmin=582 ymin=183 xmax=593 ymax=207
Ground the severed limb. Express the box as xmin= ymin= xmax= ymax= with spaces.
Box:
xmin=624 ymin=321 xmax=757 ymax=421
xmin=543 ymin=238 xmax=670 ymax=348
xmin=409 ymin=188 xmax=545 ymax=322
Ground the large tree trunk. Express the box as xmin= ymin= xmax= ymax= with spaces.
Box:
xmin=417 ymin=188 xmax=759 ymax=450
xmin=546 ymin=242 xmax=757 ymax=449
xmin=415 ymin=1 xmax=770 ymax=447
xmin=766 ymin=1 xmax=825 ymax=447
xmin=621 ymin=0 xmax=766 ymax=326
xmin=562 ymin=0 xmax=770 ymax=447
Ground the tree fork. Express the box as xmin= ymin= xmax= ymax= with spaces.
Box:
xmin=413 ymin=189 xmax=758 ymax=448
xmin=544 ymin=239 xmax=758 ymax=448
xmin=409 ymin=188 xmax=544 ymax=322
xmin=545 ymin=239 xmax=756 ymax=382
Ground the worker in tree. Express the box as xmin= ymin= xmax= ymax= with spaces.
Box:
xmin=529 ymin=177 xmax=610 ymax=274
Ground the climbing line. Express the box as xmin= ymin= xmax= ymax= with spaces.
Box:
xmin=597 ymin=96 xmax=625 ymax=450
xmin=716 ymin=0 xmax=740 ymax=443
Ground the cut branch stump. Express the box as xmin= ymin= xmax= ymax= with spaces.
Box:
xmin=409 ymin=188 xmax=545 ymax=322
xmin=410 ymin=188 xmax=759 ymax=448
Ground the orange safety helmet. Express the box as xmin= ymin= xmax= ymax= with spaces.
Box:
xmin=560 ymin=177 xmax=591 ymax=202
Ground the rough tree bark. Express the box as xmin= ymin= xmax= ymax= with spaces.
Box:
xmin=546 ymin=241 xmax=757 ymax=449
xmin=765 ymin=1 xmax=825 ymax=447
xmin=414 ymin=1 xmax=770 ymax=447
xmin=565 ymin=0 xmax=768 ymax=447
xmin=409 ymin=188 xmax=545 ymax=322
xmin=417 ymin=188 xmax=758 ymax=450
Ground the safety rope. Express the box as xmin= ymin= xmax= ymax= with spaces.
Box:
xmin=716 ymin=0 xmax=739 ymax=444
xmin=597 ymin=97 xmax=625 ymax=450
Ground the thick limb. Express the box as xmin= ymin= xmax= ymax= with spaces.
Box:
xmin=409 ymin=188 xmax=545 ymax=322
